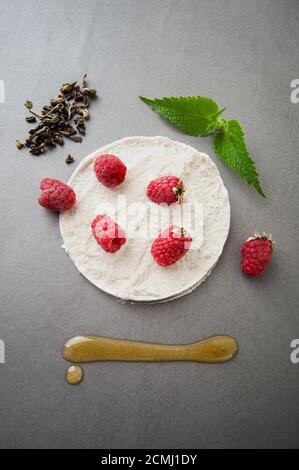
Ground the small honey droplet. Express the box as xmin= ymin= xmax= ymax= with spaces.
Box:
xmin=66 ymin=365 xmax=84 ymax=385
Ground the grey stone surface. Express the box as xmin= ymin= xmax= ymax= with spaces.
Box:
xmin=0 ymin=0 xmax=298 ymax=449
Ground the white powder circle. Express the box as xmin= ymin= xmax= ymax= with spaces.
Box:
xmin=60 ymin=136 xmax=230 ymax=302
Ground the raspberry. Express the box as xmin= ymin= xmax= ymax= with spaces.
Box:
xmin=147 ymin=176 xmax=184 ymax=205
xmin=91 ymin=214 xmax=126 ymax=253
xmin=241 ymin=233 xmax=274 ymax=276
xmin=94 ymin=154 xmax=127 ymax=188
xmin=151 ymin=225 xmax=192 ymax=266
xmin=38 ymin=178 xmax=76 ymax=212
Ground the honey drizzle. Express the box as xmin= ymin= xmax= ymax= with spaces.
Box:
xmin=63 ymin=335 xmax=238 ymax=383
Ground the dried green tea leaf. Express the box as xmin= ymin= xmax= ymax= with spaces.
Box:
xmin=65 ymin=154 xmax=75 ymax=164
xmin=24 ymin=100 xmax=33 ymax=109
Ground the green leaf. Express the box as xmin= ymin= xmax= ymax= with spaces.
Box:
xmin=213 ymin=120 xmax=265 ymax=197
xmin=139 ymin=96 xmax=224 ymax=136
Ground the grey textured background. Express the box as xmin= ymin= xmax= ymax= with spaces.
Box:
xmin=0 ymin=0 xmax=298 ymax=449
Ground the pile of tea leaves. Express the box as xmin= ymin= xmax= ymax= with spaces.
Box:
xmin=16 ymin=74 xmax=97 ymax=156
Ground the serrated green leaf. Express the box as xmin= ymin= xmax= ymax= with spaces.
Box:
xmin=213 ymin=119 xmax=265 ymax=197
xmin=139 ymin=96 xmax=223 ymax=136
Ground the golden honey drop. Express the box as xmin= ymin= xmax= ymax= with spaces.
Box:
xmin=66 ymin=365 xmax=84 ymax=385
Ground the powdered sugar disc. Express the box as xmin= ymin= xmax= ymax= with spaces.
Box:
xmin=60 ymin=136 xmax=230 ymax=302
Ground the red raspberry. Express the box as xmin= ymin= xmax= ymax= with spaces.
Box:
xmin=241 ymin=233 xmax=274 ymax=276
xmin=94 ymin=154 xmax=127 ymax=188
xmin=91 ymin=214 xmax=126 ymax=253
xmin=147 ymin=176 xmax=184 ymax=205
xmin=151 ymin=225 xmax=192 ymax=266
xmin=38 ymin=178 xmax=76 ymax=212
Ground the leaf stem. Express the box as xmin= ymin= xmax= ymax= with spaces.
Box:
xmin=28 ymin=109 xmax=43 ymax=119
xmin=214 ymin=118 xmax=228 ymax=133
